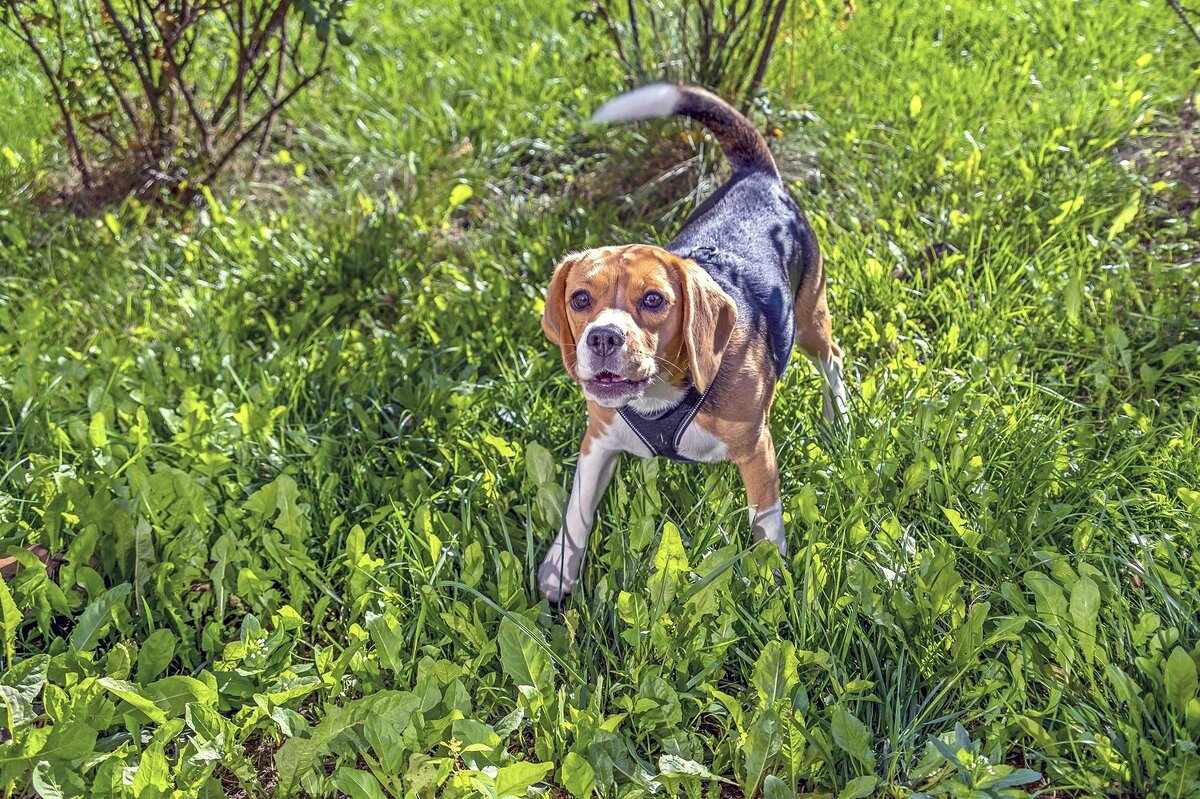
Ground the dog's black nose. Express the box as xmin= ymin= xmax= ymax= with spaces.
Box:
xmin=586 ymin=325 xmax=624 ymax=357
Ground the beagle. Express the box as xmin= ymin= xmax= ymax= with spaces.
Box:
xmin=538 ymin=84 xmax=847 ymax=602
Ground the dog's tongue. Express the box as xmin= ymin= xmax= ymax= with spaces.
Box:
xmin=596 ymin=372 xmax=624 ymax=383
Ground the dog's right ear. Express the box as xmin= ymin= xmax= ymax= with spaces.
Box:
xmin=542 ymin=254 xmax=581 ymax=374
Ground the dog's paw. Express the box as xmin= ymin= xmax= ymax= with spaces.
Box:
xmin=537 ymin=556 xmax=576 ymax=604
xmin=537 ymin=536 xmax=584 ymax=604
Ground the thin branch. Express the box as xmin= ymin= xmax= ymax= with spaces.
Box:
xmin=151 ymin=1 xmax=214 ymax=160
xmin=99 ymin=0 xmax=163 ymax=130
xmin=745 ymin=0 xmax=788 ymax=107
xmin=255 ymin=24 xmax=288 ymax=162
xmin=625 ymin=0 xmax=643 ymax=78
xmin=78 ymin=0 xmax=152 ymax=158
xmin=1166 ymin=0 xmax=1200 ymax=46
xmin=593 ymin=1 xmax=633 ymax=86
xmin=6 ymin=2 xmax=92 ymax=185
xmin=201 ymin=57 xmax=327 ymax=185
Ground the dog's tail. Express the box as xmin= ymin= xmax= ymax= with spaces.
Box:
xmin=590 ymin=83 xmax=777 ymax=176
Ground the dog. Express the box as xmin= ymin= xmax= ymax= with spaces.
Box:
xmin=537 ymin=84 xmax=847 ymax=602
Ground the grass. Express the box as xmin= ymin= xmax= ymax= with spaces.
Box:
xmin=1 ymin=0 xmax=1199 ymax=797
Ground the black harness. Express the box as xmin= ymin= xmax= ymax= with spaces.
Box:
xmin=617 ymin=384 xmax=712 ymax=463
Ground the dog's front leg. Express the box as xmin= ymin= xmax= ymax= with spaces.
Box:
xmin=537 ymin=439 xmax=619 ymax=603
xmin=735 ymin=431 xmax=786 ymax=556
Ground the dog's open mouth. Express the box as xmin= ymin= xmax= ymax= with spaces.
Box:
xmin=585 ymin=371 xmax=648 ymax=398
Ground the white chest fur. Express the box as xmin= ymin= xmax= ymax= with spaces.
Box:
xmin=675 ymin=420 xmax=728 ymax=462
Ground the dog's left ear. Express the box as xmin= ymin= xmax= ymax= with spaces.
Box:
xmin=680 ymin=259 xmax=738 ymax=393
xmin=542 ymin=253 xmax=582 ymax=374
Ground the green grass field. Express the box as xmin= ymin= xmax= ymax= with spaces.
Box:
xmin=2 ymin=1 xmax=1199 ymax=796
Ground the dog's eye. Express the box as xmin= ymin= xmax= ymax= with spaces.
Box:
xmin=570 ymin=291 xmax=591 ymax=311
xmin=642 ymin=291 xmax=665 ymax=310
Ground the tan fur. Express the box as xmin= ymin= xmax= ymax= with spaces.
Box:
xmin=541 ymin=245 xmax=732 ymax=387
xmin=735 ymin=431 xmax=781 ymax=513
xmin=542 ymin=253 xmax=583 ymax=374
xmin=680 ymin=262 xmax=738 ymax=393
xmin=580 ymin=403 xmax=617 ymax=455
xmin=793 ymin=252 xmax=844 ymax=368
xmin=686 ymin=327 xmax=773 ymax=461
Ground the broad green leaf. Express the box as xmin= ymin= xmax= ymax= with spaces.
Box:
xmin=275 ymin=737 xmax=323 ymax=797
xmin=145 ymin=675 xmax=218 ymax=718
xmin=330 ymin=767 xmax=387 ymax=799
xmin=0 ymin=654 xmax=47 ymax=732
xmin=98 ymin=678 xmax=168 ymax=724
xmin=26 ymin=721 xmax=98 ymax=764
xmin=133 ymin=517 xmax=156 ymax=606
xmin=462 ymin=540 xmax=485 ymax=588
xmin=742 ymin=710 xmax=780 ymax=796
xmin=0 ymin=575 xmax=19 ymax=664
xmin=136 ymin=629 xmax=177 ymax=682
xmin=259 ymin=675 xmax=322 ymax=706
xmin=658 ymin=754 xmax=725 ymax=781
xmin=71 ymin=583 xmax=132 ymax=652
xmin=88 ymin=410 xmax=108 ymax=448
xmin=525 ymin=442 xmax=556 ymax=485
xmin=1024 ymin=572 xmax=1067 ymax=631
xmin=494 ymin=706 xmax=524 ymax=738
xmin=831 ymin=706 xmax=875 ymax=769
xmin=187 ymin=702 xmax=234 ymax=745
xmin=978 ymin=766 xmax=1043 ymax=790
xmin=362 ymin=690 xmax=422 ymax=764
xmin=762 ymin=775 xmax=792 ymax=799
xmin=838 ymin=775 xmax=878 ymax=799
xmin=752 ymin=640 xmax=798 ymax=708
xmin=649 ymin=521 xmax=689 ymax=608
xmin=274 ymin=475 xmax=309 ymax=542
xmin=493 ymin=760 xmax=552 ymax=798
xmin=275 ymin=701 xmax=369 ymax=795
xmin=31 ymin=760 xmax=85 ymax=799
xmin=561 ymin=751 xmax=595 ymax=798
xmin=365 ymin=610 xmax=406 ymax=673
xmin=940 ymin=506 xmax=980 ymax=548
xmin=452 ymin=718 xmax=503 ymax=768
xmin=132 ymin=741 xmax=170 ymax=797
xmin=498 ymin=617 xmax=555 ymax=696
xmin=1069 ymin=575 xmax=1100 ymax=661
xmin=1165 ymin=647 xmax=1198 ymax=716
xmin=0 ymin=685 xmax=34 ymax=734
xmin=243 ymin=480 xmax=279 ymax=518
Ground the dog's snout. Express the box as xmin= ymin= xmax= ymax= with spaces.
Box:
xmin=586 ymin=325 xmax=625 ymax=357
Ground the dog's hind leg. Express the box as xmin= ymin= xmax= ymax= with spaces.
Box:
xmin=794 ymin=257 xmax=848 ymax=424
xmin=735 ymin=431 xmax=786 ymax=556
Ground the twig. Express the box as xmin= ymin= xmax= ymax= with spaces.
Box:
xmin=99 ymin=0 xmax=164 ymax=135
xmin=593 ymin=1 xmax=634 ymax=86
xmin=201 ymin=59 xmax=328 ymax=185
xmin=78 ymin=1 xmax=153 ymax=159
xmin=6 ymin=3 xmax=92 ymax=186
xmin=745 ymin=0 xmax=788 ymax=106
xmin=626 ymin=0 xmax=643 ymax=77
xmin=1166 ymin=0 xmax=1200 ymax=46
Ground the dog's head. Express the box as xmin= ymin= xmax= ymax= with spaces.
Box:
xmin=542 ymin=244 xmax=738 ymax=408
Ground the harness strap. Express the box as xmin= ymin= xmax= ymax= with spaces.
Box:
xmin=618 ymin=384 xmax=713 ymax=463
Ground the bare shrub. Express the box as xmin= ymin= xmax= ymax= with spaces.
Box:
xmin=579 ymin=0 xmax=852 ymax=110
xmin=0 ymin=0 xmax=351 ymax=204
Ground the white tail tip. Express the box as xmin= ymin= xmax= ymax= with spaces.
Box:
xmin=590 ymin=83 xmax=681 ymax=124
